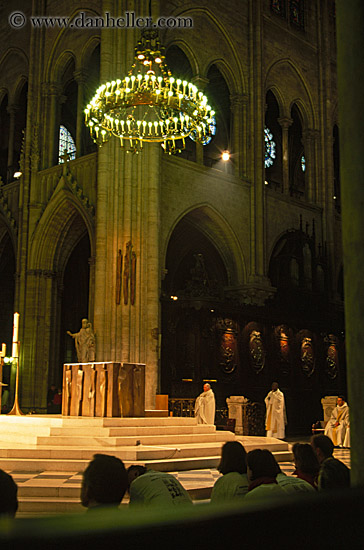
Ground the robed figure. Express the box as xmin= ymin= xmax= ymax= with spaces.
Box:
xmin=265 ymin=382 xmax=287 ymax=439
xmin=194 ymin=383 xmax=215 ymax=425
xmin=324 ymin=396 xmax=349 ymax=447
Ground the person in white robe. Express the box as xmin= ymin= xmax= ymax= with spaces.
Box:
xmin=194 ymin=383 xmax=215 ymax=424
xmin=265 ymin=382 xmax=287 ymax=439
xmin=324 ymin=396 xmax=349 ymax=447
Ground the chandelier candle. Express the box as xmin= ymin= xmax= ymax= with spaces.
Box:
xmin=84 ymin=29 xmax=215 ymax=154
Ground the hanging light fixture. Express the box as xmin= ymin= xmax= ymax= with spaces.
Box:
xmin=84 ymin=30 xmax=215 ymax=154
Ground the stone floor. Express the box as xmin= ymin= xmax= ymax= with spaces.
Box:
xmin=6 ymin=446 xmax=350 ymax=516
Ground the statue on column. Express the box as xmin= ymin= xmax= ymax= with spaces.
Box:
xmin=67 ymin=318 xmax=96 ymax=363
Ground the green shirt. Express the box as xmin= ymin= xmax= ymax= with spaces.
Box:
xmin=210 ymin=472 xmax=249 ymax=504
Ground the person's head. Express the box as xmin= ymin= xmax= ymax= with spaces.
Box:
xmin=81 ymin=318 xmax=88 ymax=329
xmin=311 ymin=434 xmax=334 ymax=463
xmin=218 ymin=441 xmax=247 ymax=475
xmin=203 ymin=383 xmax=211 ymax=392
xmin=50 ymin=383 xmax=56 ymax=391
xmin=271 ymin=382 xmax=279 ymax=392
xmin=81 ymin=454 xmax=128 ymax=508
xmin=337 ymin=395 xmax=346 ymax=407
xmin=246 ymin=449 xmax=280 ymax=482
xmin=0 ymin=470 xmax=18 ymax=518
xmin=127 ymin=465 xmax=148 ymax=492
xmin=292 ymin=443 xmax=320 ymax=474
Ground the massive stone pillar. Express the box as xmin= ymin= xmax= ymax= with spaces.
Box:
xmin=93 ymin=1 xmax=160 ymax=410
xmin=336 ymin=0 xmax=364 ymax=486
xmin=278 ymin=117 xmax=292 ymax=195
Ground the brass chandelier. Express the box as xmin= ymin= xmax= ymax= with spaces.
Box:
xmin=84 ymin=30 xmax=215 ymax=153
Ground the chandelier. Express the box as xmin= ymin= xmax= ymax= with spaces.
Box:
xmin=84 ymin=30 xmax=215 ymax=153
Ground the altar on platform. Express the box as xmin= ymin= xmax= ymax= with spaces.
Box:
xmin=62 ymin=362 xmax=145 ymax=418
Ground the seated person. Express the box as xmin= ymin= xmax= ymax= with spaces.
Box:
xmin=81 ymin=454 xmax=128 ymax=510
xmin=324 ymin=396 xmax=349 ymax=447
xmin=127 ymin=466 xmax=192 ymax=508
xmin=276 ymin=467 xmax=315 ymax=493
xmin=311 ymin=434 xmax=350 ymax=491
xmin=244 ymin=449 xmax=285 ymax=500
xmin=0 ymin=469 xmax=18 ymax=518
xmin=210 ymin=441 xmax=248 ymax=504
xmin=292 ymin=442 xmax=320 ymax=489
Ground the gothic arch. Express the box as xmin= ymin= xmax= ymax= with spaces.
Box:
xmin=265 ymin=58 xmax=316 ymax=127
xmin=165 ymin=40 xmax=199 ymax=77
xmin=0 ymin=48 xmax=28 ymax=101
xmin=29 ymin=187 xmax=94 ymax=274
xmin=164 ymin=5 xmax=246 ymax=94
xmin=80 ymin=35 xmax=101 ymax=70
xmin=45 ymin=7 xmax=100 ymax=82
xmin=163 ymin=204 xmax=246 ymax=286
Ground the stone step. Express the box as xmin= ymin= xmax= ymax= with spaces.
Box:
xmin=0 ymin=415 xmax=200 ymax=428
xmin=48 ymin=425 xmax=217 ymax=436
xmin=35 ymin=431 xmax=233 ymax=447
xmin=18 ymin=496 xmax=84 ymax=514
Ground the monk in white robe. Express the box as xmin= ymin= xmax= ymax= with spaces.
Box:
xmin=265 ymin=382 xmax=286 ymax=439
xmin=195 ymin=383 xmax=215 ymax=424
xmin=324 ymin=397 xmax=349 ymax=447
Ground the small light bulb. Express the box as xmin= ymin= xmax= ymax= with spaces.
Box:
xmin=222 ymin=151 xmax=230 ymax=161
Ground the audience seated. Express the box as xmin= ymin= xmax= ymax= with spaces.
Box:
xmin=81 ymin=454 xmax=128 ymax=510
xmin=127 ymin=466 xmax=192 ymax=508
xmin=0 ymin=469 xmax=18 ymax=518
xmin=311 ymin=434 xmax=350 ymax=490
xmin=276 ymin=467 xmax=315 ymax=493
xmin=210 ymin=441 xmax=249 ymax=504
xmin=292 ymin=442 xmax=319 ymax=489
xmin=244 ymin=449 xmax=285 ymax=500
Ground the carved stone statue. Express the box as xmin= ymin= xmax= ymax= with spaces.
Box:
xmin=67 ymin=318 xmax=96 ymax=363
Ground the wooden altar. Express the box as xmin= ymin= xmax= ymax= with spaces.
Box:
xmin=62 ymin=362 xmax=145 ymax=417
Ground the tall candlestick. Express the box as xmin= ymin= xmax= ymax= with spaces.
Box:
xmin=12 ymin=312 xmax=19 ymax=358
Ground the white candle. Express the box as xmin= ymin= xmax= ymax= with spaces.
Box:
xmin=1 ymin=343 xmax=6 ymax=357
xmin=12 ymin=312 xmax=19 ymax=357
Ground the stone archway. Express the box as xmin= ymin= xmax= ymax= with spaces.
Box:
xmin=161 ymin=209 xmax=241 ymax=407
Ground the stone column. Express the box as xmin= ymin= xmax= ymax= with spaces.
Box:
xmin=192 ymin=76 xmax=209 ymax=166
xmin=74 ymin=70 xmax=86 ymax=157
xmin=302 ymin=129 xmax=315 ymax=203
xmin=93 ymin=0 xmax=160 ymax=410
xmin=230 ymin=94 xmax=246 ymax=178
xmin=47 ymin=83 xmax=61 ymax=167
xmin=6 ymin=104 xmax=18 ymax=182
xmin=336 ymin=0 xmax=364 ymax=486
xmin=278 ymin=117 xmax=292 ymax=195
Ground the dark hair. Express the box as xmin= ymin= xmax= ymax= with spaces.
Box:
xmin=311 ymin=435 xmax=334 ymax=458
xmin=246 ymin=449 xmax=280 ymax=480
xmin=127 ymin=465 xmax=148 ymax=490
xmin=292 ymin=443 xmax=320 ymax=475
xmin=218 ymin=441 xmax=247 ymax=475
xmin=82 ymin=454 xmax=128 ymax=505
xmin=0 ymin=470 xmax=18 ymax=517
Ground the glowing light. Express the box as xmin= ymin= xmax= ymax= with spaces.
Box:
xmin=222 ymin=151 xmax=230 ymax=161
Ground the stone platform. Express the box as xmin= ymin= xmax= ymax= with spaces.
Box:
xmin=0 ymin=414 xmax=292 ymax=516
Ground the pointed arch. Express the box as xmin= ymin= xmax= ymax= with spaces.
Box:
xmin=265 ymin=58 xmax=316 ymax=127
xmin=29 ymin=187 xmax=94 ymax=273
xmin=163 ymin=204 xmax=246 ymax=286
xmin=164 ymin=5 xmax=246 ymax=94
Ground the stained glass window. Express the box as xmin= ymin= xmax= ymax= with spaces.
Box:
xmin=189 ymin=114 xmax=216 ymax=145
xmin=265 ymin=127 xmax=276 ymax=168
xmin=301 ymin=155 xmax=306 ymax=172
xmin=289 ymin=0 xmax=304 ymax=29
xmin=59 ymin=125 xmax=76 ymax=164
xmin=271 ymin=0 xmax=286 ymax=17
